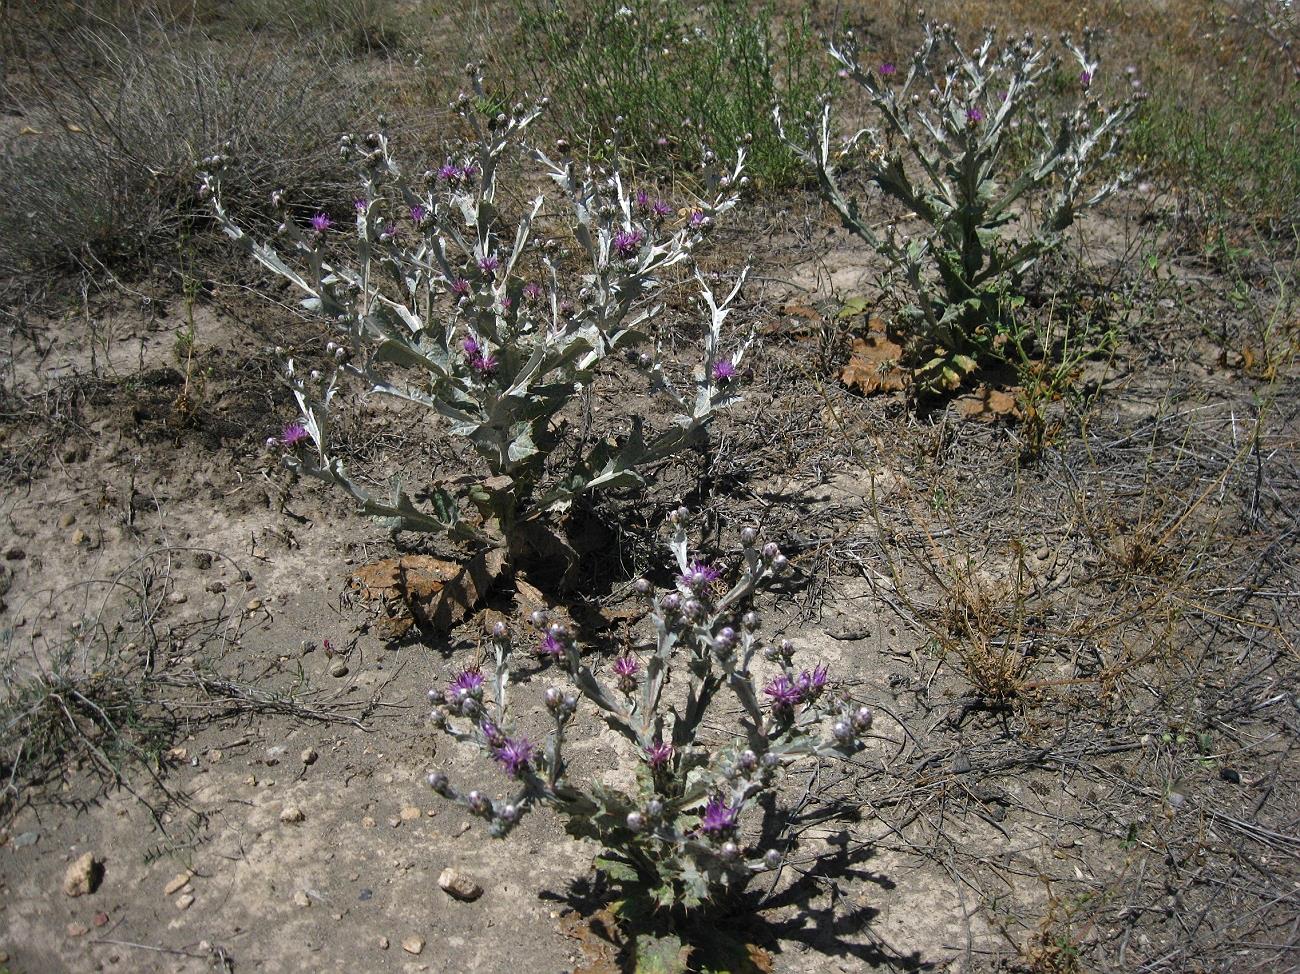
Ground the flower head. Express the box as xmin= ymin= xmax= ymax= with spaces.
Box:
xmin=461 ymin=336 xmax=482 ymax=359
xmin=479 ymin=716 xmax=506 ymax=747
xmin=966 ymin=107 xmax=984 ymax=124
xmin=635 ymin=189 xmax=652 ymax=211
xmin=764 ymin=674 xmax=804 ymax=712
xmin=492 ymin=735 xmax=536 ymax=778
xmin=309 ymin=212 xmax=332 ymax=233
xmin=353 ymin=198 xmax=367 ymax=213
xmin=446 ymin=666 xmax=486 ymax=704
xmin=652 ymin=200 xmax=673 ymax=218
xmin=796 ymin=663 xmax=829 ymax=700
xmin=409 ymin=204 xmax=427 ymax=224
xmin=477 ymin=254 xmax=500 ymax=275
xmin=449 ymin=277 xmax=470 ymax=297
xmin=711 ymin=358 xmax=737 ymax=383
xmin=879 ymin=62 xmax=896 ymax=76
xmin=537 ymin=631 xmax=567 ymax=659
xmin=522 ymin=281 xmax=544 ymax=301
xmin=679 ymin=559 xmax=722 ymax=592
xmin=280 ymin=422 xmax=309 ymax=446
xmin=612 ymin=654 xmax=640 ymax=692
xmin=471 ymin=352 xmax=498 ymax=376
xmin=437 ymin=163 xmax=463 ymax=184
xmin=644 ymin=739 xmax=674 ymax=769
xmin=1080 ymin=69 xmax=1093 ymax=87
xmin=612 ymin=228 xmax=645 ymax=259
xmin=688 ymin=209 xmax=708 ymax=229
xmin=699 ymin=796 xmax=740 ymax=836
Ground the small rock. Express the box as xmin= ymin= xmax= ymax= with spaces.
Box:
xmin=14 ymin=830 xmax=39 ymax=847
xmin=164 ymin=871 xmax=192 ymax=895
xmin=176 ymin=893 xmax=195 ymax=911
xmin=193 ymin=552 xmax=213 ymax=570
xmin=293 ymin=890 xmax=311 ymax=908
xmin=401 ymin=936 xmax=425 ymax=955
xmin=378 ymin=936 xmax=389 ymax=950
xmin=206 ymin=581 xmax=226 ymax=594
xmin=361 ymin=816 xmax=376 ymax=829
xmin=246 ymin=599 xmax=263 ymax=612
xmin=93 ymin=911 xmax=110 ymax=927
xmin=358 ymin=888 xmax=373 ymax=901
xmin=399 ymin=806 xmax=420 ymax=821
xmin=388 ymin=817 xmax=401 ymax=828
xmin=5 ymin=546 xmax=25 ymax=560
xmin=71 ymin=529 xmax=88 ymax=546
xmin=63 ymin=852 xmax=102 ymax=897
xmin=300 ymin=748 xmax=318 ymax=766
xmin=329 ymin=660 xmax=349 ymax=678
xmin=280 ymin=805 xmax=305 ymax=824
xmin=166 ymin=746 xmax=188 ymax=762
xmin=264 ymin=746 xmax=286 ymax=766
xmin=167 ymin=591 xmax=188 ymax=605
xmin=67 ymin=922 xmax=90 ymax=937
xmin=59 ymin=513 xmax=77 ymax=528
xmin=438 ymin=867 xmax=483 ymax=902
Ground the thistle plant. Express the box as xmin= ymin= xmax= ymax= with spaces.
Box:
xmin=779 ymin=20 xmax=1142 ymax=391
xmin=424 ymin=511 xmax=874 ymax=909
xmin=199 ymin=68 xmax=750 ymax=560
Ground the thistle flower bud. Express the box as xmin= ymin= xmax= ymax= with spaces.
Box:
xmin=742 ymin=611 xmax=760 ymax=631
xmin=773 ymin=554 xmax=789 ymax=571
xmin=761 ymin=752 xmax=780 ymax=769
xmin=626 ymin=811 xmax=644 ymax=833
xmin=501 ymin=803 xmax=519 ymax=823
xmin=852 ymin=706 xmax=874 ymax=732
xmin=832 ymin=720 xmax=853 ymax=744
xmin=682 ymin=599 xmax=703 ymax=621
xmin=740 ymin=526 xmax=758 ymax=546
xmin=646 ymin=799 xmax=664 ymax=818
xmin=563 ymin=692 xmax=579 ymax=712
xmin=634 ymin=578 xmax=651 ymax=595
xmin=720 ymin=841 xmax=739 ymax=861
xmin=467 ymin=790 xmax=489 ymax=814
xmin=762 ymin=542 xmax=780 ymax=560
xmin=429 ymin=706 xmax=448 ymax=728
xmin=714 ymin=626 xmax=736 ymax=651
xmin=763 ymin=848 xmax=782 ymax=869
xmin=661 ymin=592 xmax=681 ymax=613
xmin=544 ymin=687 xmax=564 ymax=711
xmin=738 ymin=749 xmax=758 ymax=771
xmin=530 ymin=609 xmax=549 ymax=628
xmin=426 ymin=771 xmax=450 ymax=795
xmin=491 ymin=620 xmax=508 ymax=638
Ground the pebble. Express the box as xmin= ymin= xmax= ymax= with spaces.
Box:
xmin=437 ymin=867 xmax=483 ymax=902
xmin=378 ymin=937 xmax=389 ymax=950
xmin=206 ymin=581 xmax=226 ymax=594
xmin=293 ymin=890 xmax=311 ymax=908
xmin=176 ymin=893 xmax=195 ymax=911
xmin=361 ymin=816 xmax=376 ymax=828
xmin=167 ymin=591 xmax=188 ymax=605
xmin=300 ymin=748 xmax=318 ymax=766
xmin=193 ymin=552 xmax=213 ymax=570
xmin=329 ymin=660 xmax=349 ymax=678
xmin=67 ymin=922 xmax=90 ymax=937
xmin=70 ymin=529 xmax=88 ymax=546
xmin=401 ymin=936 xmax=425 ymax=955
xmin=5 ymin=547 xmax=25 ymax=560
xmin=164 ymin=871 xmax=192 ymax=895
xmin=399 ymin=806 xmax=420 ymax=821
xmin=280 ymin=805 xmax=305 ymax=824
xmin=388 ymin=817 xmax=401 ymax=828
xmin=63 ymin=852 xmax=101 ymax=897
xmin=93 ymin=912 xmax=109 ymax=927
xmin=246 ymin=599 xmax=263 ymax=612
xmin=59 ymin=513 xmax=76 ymax=528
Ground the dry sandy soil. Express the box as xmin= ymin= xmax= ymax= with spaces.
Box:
xmin=1 ymin=190 xmax=1298 ymax=974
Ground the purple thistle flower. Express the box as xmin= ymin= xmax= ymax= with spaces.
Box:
xmin=764 ymin=674 xmax=804 ymax=712
xmin=537 ymin=632 xmax=566 ymax=659
xmin=461 ymin=336 xmax=482 ymax=358
xmin=463 ymin=163 xmax=480 ymax=182
xmin=1080 ymin=69 xmax=1093 ymax=87
xmin=613 ymin=654 xmax=640 ymax=692
xmin=966 ymin=107 xmax=984 ymax=124
xmin=480 ymin=716 xmax=506 ymax=747
xmin=711 ymin=358 xmax=737 ymax=383
xmin=477 ymin=254 xmax=500 ymax=275
xmin=651 ymin=200 xmax=673 ymax=218
xmin=280 ymin=422 xmax=309 ymax=447
xmin=879 ymin=62 xmax=896 ymax=76
xmin=679 ymin=559 xmax=722 ymax=592
xmin=612 ymin=228 xmax=645 ymax=259
xmin=380 ymin=221 xmax=398 ymax=241
xmin=472 ymin=353 xmax=498 ymax=375
xmin=437 ymin=163 xmax=463 ymax=183
xmin=522 ymin=281 xmax=544 ymax=301
xmin=635 ymin=189 xmax=652 ymax=210
xmin=492 ymin=735 xmax=536 ymax=778
xmin=644 ymin=739 xmax=674 ymax=769
xmin=500 ymin=295 xmax=513 ymax=310
xmin=409 ymin=204 xmax=427 ymax=223
xmin=796 ymin=663 xmax=830 ymax=700
xmin=699 ymin=796 xmax=740 ymax=836
xmin=449 ymin=277 xmax=470 ymax=296
xmin=309 ymin=212 xmax=332 ymax=233
xmin=353 ymin=198 xmax=367 ymax=212
xmin=446 ymin=666 xmax=486 ymax=703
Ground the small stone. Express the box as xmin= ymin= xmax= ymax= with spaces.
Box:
xmin=437 ymin=867 xmax=483 ymax=902
xmin=300 ymin=748 xmax=318 ymax=766
xmin=93 ymin=911 xmax=109 ymax=927
xmin=71 ymin=529 xmax=88 ymax=546
xmin=378 ymin=936 xmax=389 ymax=950
xmin=63 ymin=852 xmax=102 ymax=897
xmin=166 ymin=746 xmax=188 ymax=762
xmin=67 ymin=922 xmax=90 ymax=937
xmin=164 ymin=871 xmax=192 ymax=895
xmin=329 ymin=660 xmax=349 ymax=678
xmin=264 ymin=745 xmax=286 ymax=766
xmin=167 ymin=591 xmax=188 ymax=605
xmin=206 ymin=581 xmax=226 ymax=594
xmin=399 ymin=806 xmax=420 ymax=821
xmin=401 ymin=936 xmax=425 ymax=955
xmin=388 ymin=817 xmax=401 ymax=828
xmin=14 ymin=830 xmax=39 ymax=847
xmin=293 ymin=890 xmax=311 ymax=908
xmin=193 ymin=552 xmax=213 ymax=570
xmin=176 ymin=893 xmax=194 ymax=911
xmin=59 ymin=513 xmax=77 ymax=528
xmin=361 ymin=816 xmax=376 ymax=828
xmin=280 ymin=805 xmax=305 ymax=824
xmin=5 ymin=546 xmax=25 ymax=560
xmin=246 ymin=599 xmax=263 ymax=612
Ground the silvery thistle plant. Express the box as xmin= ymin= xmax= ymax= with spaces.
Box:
xmin=424 ymin=511 xmax=874 ymax=909
xmin=198 ymin=68 xmax=750 ymax=558
xmin=779 ymin=20 xmax=1141 ymax=391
